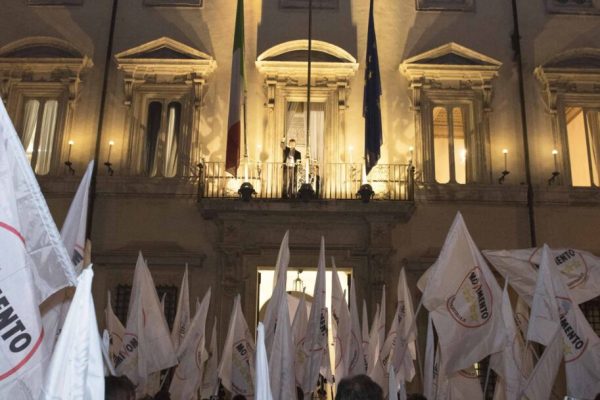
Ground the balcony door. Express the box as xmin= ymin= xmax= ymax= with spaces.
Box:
xmin=285 ymin=101 xmax=326 ymax=167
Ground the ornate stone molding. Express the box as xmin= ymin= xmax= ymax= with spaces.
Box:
xmin=400 ymin=42 xmax=501 ymax=185
xmin=534 ymin=48 xmax=600 ymax=186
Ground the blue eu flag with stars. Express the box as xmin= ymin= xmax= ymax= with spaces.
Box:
xmin=363 ymin=0 xmax=382 ymax=175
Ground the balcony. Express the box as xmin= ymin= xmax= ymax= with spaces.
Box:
xmin=198 ymin=161 xmax=415 ymax=201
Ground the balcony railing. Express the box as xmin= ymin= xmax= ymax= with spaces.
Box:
xmin=198 ymin=161 xmax=415 ymax=201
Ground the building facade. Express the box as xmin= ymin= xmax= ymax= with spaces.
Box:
xmin=1 ymin=0 xmax=600 ymax=394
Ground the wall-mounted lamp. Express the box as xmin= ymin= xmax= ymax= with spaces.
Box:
xmin=499 ymin=149 xmax=510 ymax=184
xmin=64 ymin=140 xmax=75 ymax=175
xmin=548 ymin=149 xmax=560 ymax=185
xmin=104 ymin=140 xmax=115 ymax=176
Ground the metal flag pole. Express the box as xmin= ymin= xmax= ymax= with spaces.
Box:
xmin=298 ymin=0 xmax=315 ymax=201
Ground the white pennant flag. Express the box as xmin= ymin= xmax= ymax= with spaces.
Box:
xmin=218 ymin=295 xmax=255 ymax=399
xmin=269 ymin=288 xmax=295 ymax=399
xmin=370 ymin=301 xmax=399 ymax=395
xmin=331 ymin=258 xmax=351 ymax=382
xmin=421 ymin=212 xmax=505 ymax=376
xmin=489 ymin=282 xmax=530 ymax=400
xmin=301 ymin=237 xmax=329 ymax=396
xmin=40 ymin=266 xmax=104 ymax=400
xmin=171 ymin=266 xmax=190 ymax=352
xmin=367 ymin=304 xmax=380 ymax=374
xmin=348 ymin=276 xmax=366 ymax=376
xmin=388 ymin=364 xmax=399 ymax=400
xmin=528 ymin=244 xmax=600 ymax=398
xmin=61 ymin=161 xmax=94 ymax=273
xmin=0 ymin=128 xmax=52 ymax=398
xmin=105 ymin=290 xmax=125 ymax=374
xmin=0 ymin=100 xmax=76 ymax=304
xmin=292 ymin=292 xmax=308 ymax=388
xmin=522 ymin=327 xmax=562 ymax=400
xmin=423 ymin=314 xmax=434 ymax=400
xmin=263 ymin=231 xmax=290 ymax=355
xmin=201 ymin=317 xmax=219 ymax=399
xmin=115 ymin=253 xmax=177 ymax=394
xmin=447 ymin=366 xmax=484 ymax=400
xmin=169 ymin=288 xmax=211 ymax=400
xmin=483 ymin=247 xmax=600 ymax=305
xmin=394 ymin=267 xmax=416 ymax=382
xmin=255 ymin=323 xmax=274 ymax=400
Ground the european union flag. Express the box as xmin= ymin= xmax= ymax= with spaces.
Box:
xmin=363 ymin=0 xmax=382 ymax=175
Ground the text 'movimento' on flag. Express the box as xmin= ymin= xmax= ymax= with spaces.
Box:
xmin=363 ymin=0 xmax=382 ymax=175
xmin=421 ymin=212 xmax=505 ymax=377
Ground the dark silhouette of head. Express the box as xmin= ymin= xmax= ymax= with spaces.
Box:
xmin=232 ymin=396 xmax=247 ymax=400
xmin=335 ymin=375 xmax=383 ymax=400
xmin=407 ymin=394 xmax=428 ymax=400
xmin=105 ymin=376 xmax=135 ymax=400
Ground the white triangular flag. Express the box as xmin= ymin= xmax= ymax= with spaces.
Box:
xmin=292 ymin=292 xmax=308 ymax=388
xmin=171 ymin=266 xmax=190 ymax=352
xmin=301 ymin=237 xmax=329 ymax=395
xmin=40 ymin=266 xmax=104 ymax=400
xmin=489 ymin=282 xmax=530 ymax=400
xmin=263 ymin=231 xmax=290 ymax=355
xmin=388 ymin=364 xmax=398 ymax=400
xmin=421 ymin=212 xmax=504 ymax=376
xmin=348 ymin=277 xmax=366 ymax=376
xmin=105 ymin=290 xmax=125 ymax=374
xmin=255 ymin=323 xmax=274 ymax=400
xmin=169 ymin=288 xmax=211 ymax=400
xmin=484 ymin=247 xmax=600 ymax=305
xmin=201 ymin=317 xmax=219 ymax=399
xmin=269 ymin=289 xmax=296 ymax=399
xmin=447 ymin=366 xmax=484 ymax=400
xmin=394 ymin=267 xmax=416 ymax=382
xmin=331 ymin=258 xmax=351 ymax=382
xmin=0 ymin=131 xmax=51 ymax=398
xmin=218 ymin=295 xmax=255 ymax=398
xmin=0 ymin=100 xmax=76 ymax=303
xmin=367 ymin=304 xmax=380 ymax=374
xmin=522 ymin=327 xmax=562 ymax=400
xmin=115 ymin=253 xmax=177 ymax=395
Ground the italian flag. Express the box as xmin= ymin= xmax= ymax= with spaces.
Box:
xmin=225 ymin=0 xmax=245 ymax=176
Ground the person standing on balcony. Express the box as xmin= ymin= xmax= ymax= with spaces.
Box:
xmin=281 ymin=138 xmax=302 ymax=198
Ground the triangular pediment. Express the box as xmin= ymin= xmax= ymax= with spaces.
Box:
xmin=402 ymin=42 xmax=501 ymax=68
xmin=115 ymin=37 xmax=212 ymax=61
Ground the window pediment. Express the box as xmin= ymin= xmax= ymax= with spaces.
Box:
xmin=0 ymin=37 xmax=92 ymax=78
xmin=115 ymin=37 xmax=216 ymax=79
xmin=256 ymin=40 xmax=358 ymax=80
xmin=400 ymin=42 xmax=501 ymax=82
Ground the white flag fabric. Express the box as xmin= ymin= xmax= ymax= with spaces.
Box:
xmin=483 ymin=247 xmax=600 ymax=305
xmin=105 ymin=290 xmax=125 ymax=374
xmin=269 ymin=289 xmax=296 ymax=399
xmin=0 ymin=100 xmax=76 ymax=304
xmin=369 ymin=302 xmax=399 ymax=395
xmin=513 ymin=296 xmax=530 ymax=338
xmin=362 ymin=300 xmax=369 ymax=356
xmin=40 ymin=266 xmax=104 ymax=400
xmin=423 ymin=314 xmax=434 ymax=400
xmin=61 ymin=160 xmax=94 ymax=273
xmin=331 ymin=258 xmax=351 ymax=382
xmin=218 ymin=295 xmax=255 ymax=398
xmin=301 ymin=237 xmax=329 ymax=396
xmin=388 ymin=364 xmax=398 ymax=400
xmin=115 ymin=253 xmax=177 ymax=394
xmin=292 ymin=292 xmax=308 ymax=388
xmin=263 ymin=231 xmax=290 ymax=355
xmin=394 ymin=267 xmax=416 ymax=382
xmin=255 ymin=323 xmax=274 ymax=400
xmin=529 ymin=244 xmax=600 ymax=398
xmin=421 ymin=212 xmax=505 ymax=376
xmin=0 ymin=131 xmax=51 ymax=398
xmin=171 ymin=266 xmax=190 ymax=352
xmin=489 ymin=282 xmax=529 ymax=400
xmin=447 ymin=367 xmax=484 ymax=400
xmin=169 ymin=288 xmax=211 ymax=400
xmin=367 ymin=304 xmax=380 ymax=374
xmin=201 ymin=317 xmax=219 ymax=399
xmin=348 ymin=276 xmax=367 ymax=376
xmin=522 ymin=327 xmax=562 ymax=400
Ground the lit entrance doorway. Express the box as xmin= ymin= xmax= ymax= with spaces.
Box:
xmin=257 ymin=267 xmax=351 ymax=398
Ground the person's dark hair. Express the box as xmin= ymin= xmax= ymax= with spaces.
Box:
xmin=232 ymin=396 xmax=247 ymax=400
xmin=105 ymin=376 xmax=135 ymax=400
xmin=594 ymin=394 xmax=600 ymax=400
xmin=407 ymin=394 xmax=427 ymax=400
xmin=296 ymin=386 xmax=304 ymax=400
xmin=289 ymin=139 xmax=296 ymax=143
xmin=335 ymin=374 xmax=383 ymax=400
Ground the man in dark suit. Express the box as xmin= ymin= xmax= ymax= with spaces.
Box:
xmin=281 ymin=138 xmax=302 ymax=198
